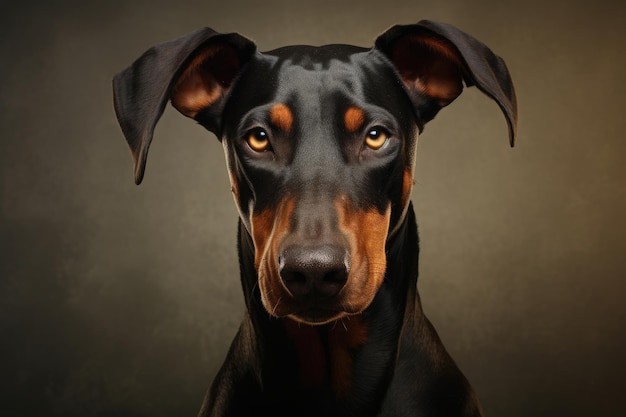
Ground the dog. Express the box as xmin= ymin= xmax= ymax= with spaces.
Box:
xmin=113 ymin=19 xmax=516 ymax=417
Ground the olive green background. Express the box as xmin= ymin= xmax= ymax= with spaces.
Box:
xmin=2 ymin=0 xmax=625 ymax=415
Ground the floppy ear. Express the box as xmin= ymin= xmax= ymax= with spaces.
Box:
xmin=113 ymin=29 xmax=256 ymax=184
xmin=375 ymin=20 xmax=517 ymax=146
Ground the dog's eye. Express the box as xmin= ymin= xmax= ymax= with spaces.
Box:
xmin=365 ymin=127 xmax=389 ymax=150
xmin=246 ymin=128 xmax=271 ymax=152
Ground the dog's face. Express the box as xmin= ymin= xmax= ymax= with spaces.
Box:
xmin=113 ymin=21 xmax=517 ymax=326
xmin=209 ymin=46 xmax=418 ymax=324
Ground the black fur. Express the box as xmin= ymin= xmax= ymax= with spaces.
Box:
xmin=113 ymin=20 xmax=517 ymax=416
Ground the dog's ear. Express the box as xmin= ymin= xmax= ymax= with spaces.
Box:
xmin=113 ymin=29 xmax=256 ymax=184
xmin=375 ymin=20 xmax=517 ymax=146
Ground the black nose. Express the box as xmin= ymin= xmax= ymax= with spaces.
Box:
xmin=279 ymin=245 xmax=349 ymax=299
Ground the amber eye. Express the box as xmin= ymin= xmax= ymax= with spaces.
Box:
xmin=365 ymin=127 xmax=389 ymax=150
xmin=246 ymin=128 xmax=271 ymax=152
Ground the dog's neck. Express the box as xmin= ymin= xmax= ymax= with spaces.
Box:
xmin=233 ymin=204 xmax=422 ymax=414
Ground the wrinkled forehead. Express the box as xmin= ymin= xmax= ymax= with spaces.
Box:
xmin=223 ymin=44 xmax=414 ymax=134
xmin=264 ymin=44 xmax=370 ymax=71
xmin=266 ymin=45 xmax=384 ymax=101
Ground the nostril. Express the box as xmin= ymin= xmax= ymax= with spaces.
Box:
xmin=281 ymin=270 xmax=311 ymax=297
xmin=316 ymin=267 xmax=348 ymax=299
xmin=324 ymin=268 xmax=348 ymax=284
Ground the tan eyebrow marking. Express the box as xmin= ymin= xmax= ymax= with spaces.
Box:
xmin=344 ymin=106 xmax=365 ymax=133
xmin=270 ymin=103 xmax=294 ymax=133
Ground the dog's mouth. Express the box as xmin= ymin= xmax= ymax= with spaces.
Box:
xmin=258 ymin=265 xmax=354 ymax=325
xmin=257 ymin=253 xmax=383 ymax=326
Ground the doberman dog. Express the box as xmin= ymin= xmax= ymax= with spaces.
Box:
xmin=113 ymin=20 xmax=516 ymax=417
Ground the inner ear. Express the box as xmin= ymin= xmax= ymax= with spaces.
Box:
xmin=170 ymin=44 xmax=242 ymax=118
xmin=390 ymin=35 xmax=464 ymax=106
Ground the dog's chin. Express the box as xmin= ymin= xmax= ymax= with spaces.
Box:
xmin=287 ymin=310 xmax=349 ymax=326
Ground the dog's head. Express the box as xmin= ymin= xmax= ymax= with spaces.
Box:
xmin=114 ymin=21 xmax=516 ymax=325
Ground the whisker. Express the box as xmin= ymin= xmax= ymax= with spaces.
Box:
xmin=272 ymin=296 xmax=282 ymax=317
xmin=250 ymin=280 xmax=259 ymax=298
